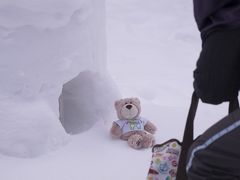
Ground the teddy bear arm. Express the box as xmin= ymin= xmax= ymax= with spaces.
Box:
xmin=110 ymin=122 xmax=122 ymax=138
xmin=144 ymin=121 xmax=157 ymax=134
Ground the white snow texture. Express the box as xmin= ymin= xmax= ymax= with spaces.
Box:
xmin=0 ymin=0 xmax=230 ymax=180
xmin=0 ymin=0 xmax=119 ymax=158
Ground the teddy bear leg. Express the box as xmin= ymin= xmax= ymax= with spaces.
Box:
xmin=127 ymin=134 xmax=143 ymax=149
xmin=142 ymin=133 xmax=155 ymax=148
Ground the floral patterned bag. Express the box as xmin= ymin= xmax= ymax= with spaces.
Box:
xmin=147 ymin=139 xmax=181 ymax=180
xmin=147 ymin=92 xmax=199 ymax=180
xmin=147 ymin=92 xmax=239 ymax=180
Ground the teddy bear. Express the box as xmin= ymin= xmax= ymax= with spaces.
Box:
xmin=110 ymin=97 xmax=157 ymax=149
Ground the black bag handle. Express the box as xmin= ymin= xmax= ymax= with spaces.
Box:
xmin=176 ymin=92 xmax=239 ymax=180
xmin=229 ymin=97 xmax=240 ymax=114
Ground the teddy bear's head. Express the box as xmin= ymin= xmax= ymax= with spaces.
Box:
xmin=114 ymin=97 xmax=141 ymax=120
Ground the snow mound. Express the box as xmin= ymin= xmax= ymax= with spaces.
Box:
xmin=0 ymin=0 xmax=116 ymax=158
xmin=0 ymin=0 xmax=107 ymax=114
xmin=0 ymin=99 xmax=69 ymax=158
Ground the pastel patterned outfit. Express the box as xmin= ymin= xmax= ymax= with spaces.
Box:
xmin=115 ymin=117 xmax=147 ymax=134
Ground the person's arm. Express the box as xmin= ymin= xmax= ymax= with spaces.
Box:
xmin=193 ymin=0 xmax=232 ymax=28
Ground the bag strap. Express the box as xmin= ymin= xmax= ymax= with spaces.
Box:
xmin=176 ymin=92 xmax=239 ymax=180
xmin=229 ymin=97 xmax=240 ymax=114
xmin=176 ymin=92 xmax=199 ymax=180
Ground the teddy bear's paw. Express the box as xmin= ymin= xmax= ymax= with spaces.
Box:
xmin=128 ymin=134 xmax=143 ymax=149
xmin=142 ymin=134 xmax=155 ymax=148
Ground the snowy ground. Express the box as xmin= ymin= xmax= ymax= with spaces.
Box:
xmin=0 ymin=0 xmax=231 ymax=180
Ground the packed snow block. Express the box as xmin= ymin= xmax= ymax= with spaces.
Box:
xmin=0 ymin=99 xmax=69 ymax=158
xmin=0 ymin=0 xmax=113 ymax=157
xmin=0 ymin=0 xmax=107 ymax=114
xmin=59 ymin=71 xmax=120 ymax=134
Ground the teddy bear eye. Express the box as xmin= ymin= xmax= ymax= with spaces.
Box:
xmin=125 ymin=102 xmax=128 ymax=105
xmin=130 ymin=102 xmax=132 ymax=104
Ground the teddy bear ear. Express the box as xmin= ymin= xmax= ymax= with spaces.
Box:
xmin=133 ymin=97 xmax=140 ymax=105
xmin=114 ymin=100 xmax=122 ymax=109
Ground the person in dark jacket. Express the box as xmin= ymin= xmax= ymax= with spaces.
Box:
xmin=193 ymin=0 xmax=240 ymax=105
xmin=194 ymin=0 xmax=240 ymax=40
xmin=185 ymin=1 xmax=240 ymax=180
xmin=187 ymin=108 xmax=240 ymax=180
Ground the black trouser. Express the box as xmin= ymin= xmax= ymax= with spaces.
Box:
xmin=194 ymin=28 xmax=240 ymax=105
xmin=186 ymin=109 xmax=240 ymax=180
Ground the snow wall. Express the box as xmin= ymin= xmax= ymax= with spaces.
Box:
xmin=0 ymin=0 xmax=119 ymax=157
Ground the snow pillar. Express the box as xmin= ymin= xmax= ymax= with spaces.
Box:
xmin=0 ymin=0 xmax=119 ymax=157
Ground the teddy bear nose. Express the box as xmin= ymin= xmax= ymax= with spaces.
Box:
xmin=126 ymin=105 xmax=132 ymax=109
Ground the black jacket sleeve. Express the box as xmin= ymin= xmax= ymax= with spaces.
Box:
xmin=193 ymin=0 xmax=232 ymax=29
